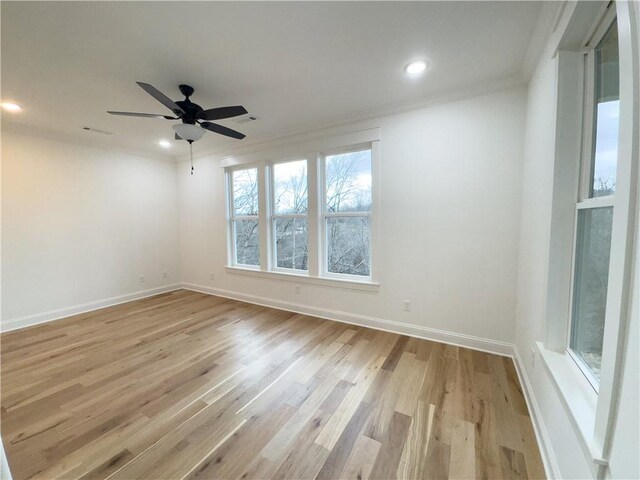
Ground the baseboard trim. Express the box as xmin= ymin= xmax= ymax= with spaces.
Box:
xmin=513 ymin=348 xmax=562 ymax=479
xmin=1 ymin=284 xmax=182 ymax=333
xmin=181 ymin=282 xmax=515 ymax=357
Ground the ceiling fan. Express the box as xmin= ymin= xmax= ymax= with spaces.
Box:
xmin=108 ymin=82 xmax=248 ymax=142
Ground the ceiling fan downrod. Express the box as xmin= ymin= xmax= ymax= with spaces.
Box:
xmin=189 ymin=140 xmax=194 ymax=175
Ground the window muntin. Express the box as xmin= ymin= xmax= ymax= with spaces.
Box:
xmin=324 ymin=150 xmax=372 ymax=277
xmin=230 ymin=167 xmax=259 ymax=267
xmin=271 ymin=160 xmax=308 ymax=271
xmin=569 ymin=17 xmax=619 ymax=388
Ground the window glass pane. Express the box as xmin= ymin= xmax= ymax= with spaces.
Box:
xmin=591 ymin=21 xmax=619 ymax=198
xmin=327 ymin=216 xmax=370 ymax=276
xmin=273 ymin=160 xmax=307 ymax=214
xmin=275 ymin=218 xmax=308 ymax=270
xmin=570 ymin=207 xmax=614 ymax=380
xmin=326 ymin=150 xmax=371 ymax=213
xmin=233 ymin=168 xmax=259 ymax=215
xmin=234 ymin=219 xmax=259 ymax=266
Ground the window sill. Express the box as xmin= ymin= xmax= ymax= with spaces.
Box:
xmin=535 ymin=342 xmax=607 ymax=466
xmin=225 ymin=266 xmax=380 ymax=292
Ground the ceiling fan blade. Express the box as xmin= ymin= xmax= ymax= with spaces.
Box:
xmin=108 ymin=111 xmax=176 ymax=119
xmin=136 ymin=82 xmax=185 ymax=115
xmin=200 ymin=122 xmax=246 ymax=140
xmin=198 ymin=106 xmax=248 ymax=121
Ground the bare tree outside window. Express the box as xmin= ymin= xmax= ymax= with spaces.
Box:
xmin=273 ymin=160 xmax=308 ymax=270
xmin=232 ymin=168 xmax=259 ymax=266
xmin=325 ymin=150 xmax=372 ymax=276
xmin=227 ymin=148 xmax=374 ymax=279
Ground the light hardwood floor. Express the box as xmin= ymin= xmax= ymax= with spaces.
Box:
xmin=1 ymin=289 xmax=545 ymax=479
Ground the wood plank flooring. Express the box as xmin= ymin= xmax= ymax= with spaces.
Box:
xmin=1 ymin=290 xmax=545 ymax=479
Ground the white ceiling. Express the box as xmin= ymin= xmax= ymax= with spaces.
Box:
xmin=1 ymin=1 xmax=544 ymax=158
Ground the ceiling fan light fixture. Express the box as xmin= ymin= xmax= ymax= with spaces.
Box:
xmin=173 ymin=123 xmax=205 ymax=142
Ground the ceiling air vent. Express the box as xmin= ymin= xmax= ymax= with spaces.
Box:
xmin=232 ymin=114 xmax=259 ymax=124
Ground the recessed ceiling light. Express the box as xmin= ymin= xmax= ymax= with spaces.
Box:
xmin=158 ymin=140 xmax=172 ymax=149
xmin=1 ymin=102 xmax=23 ymax=113
xmin=405 ymin=60 xmax=427 ymax=76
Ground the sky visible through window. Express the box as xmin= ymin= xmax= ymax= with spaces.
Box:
xmin=273 ymin=160 xmax=307 ymax=215
xmin=326 ymin=150 xmax=372 ymax=213
xmin=592 ymin=100 xmax=619 ymax=196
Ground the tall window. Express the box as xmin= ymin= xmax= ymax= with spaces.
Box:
xmin=271 ymin=160 xmax=308 ymax=271
xmin=569 ymin=19 xmax=619 ymax=386
xmin=323 ymin=150 xmax=372 ymax=277
xmin=230 ymin=167 xmax=260 ymax=267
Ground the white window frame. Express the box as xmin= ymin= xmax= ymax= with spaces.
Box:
xmin=566 ymin=7 xmax=617 ymax=393
xmin=223 ymin=129 xmax=380 ymax=290
xmin=226 ymin=164 xmax=261 ymax=270
xmin=269 ymin=158 xmax=310 ymax=275
xmin=319 ymin=145 xmax=374 ymax=282
xmin=540 ymin=0 xmax=638 ymax=468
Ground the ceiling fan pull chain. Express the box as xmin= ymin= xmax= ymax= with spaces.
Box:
xmin=190 ymin=141 xmax=194 ymax=175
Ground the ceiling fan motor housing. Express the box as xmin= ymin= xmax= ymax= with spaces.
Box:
xmin=175 ymin=85 xmax=203 ymax=124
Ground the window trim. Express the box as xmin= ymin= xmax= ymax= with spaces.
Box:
xmin=566 ymin=11 xmax=619 ymax=392
xmin=223 ymin=130 xmax=380 ymax=289
xmin=541 ymin=0 xmax=639 ymax=466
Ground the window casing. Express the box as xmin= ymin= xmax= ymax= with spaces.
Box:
xmin=226 ymin=141 xmax=377 ymax=285
xmin=567 ymin=14 xmax=619 ymax=391
xmin=537 ymin=0 xmax=638 ymax=465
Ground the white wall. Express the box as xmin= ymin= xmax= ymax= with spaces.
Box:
xmin=514 ymin=4 xmax=640 ymax=478
xmin=1 ymin=132 xmax=180 ymax=328
xmin=177 ymin=87 xmax=526 ymax=348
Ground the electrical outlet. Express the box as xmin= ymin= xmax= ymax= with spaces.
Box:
xmin=210 ymin=273 xmax=215 ymax=281
xmin=403 ymin=300 xmax=411 ymax=312
xmin=162 ymin=271 xmax=168 ymax=279
xmin=530 ymin=346 xmax=537 ymax=368
xmin=295 ymin=285 xmax=301 ymax=294
xmin=139 ymin=275 xmax=145 ymax=283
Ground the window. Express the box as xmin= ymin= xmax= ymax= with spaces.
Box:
xmin=225 ymin=139 xmax=377 ymax=286
xmin=568 ymin=18 xmax=619 ymax=386
xmin=230 ymin=167 xmax=260 ymax=267
xmin=323 ymin=150 xmax=372 ymax=277
xmin=271 ymin=160 xmax=308 ymax=271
